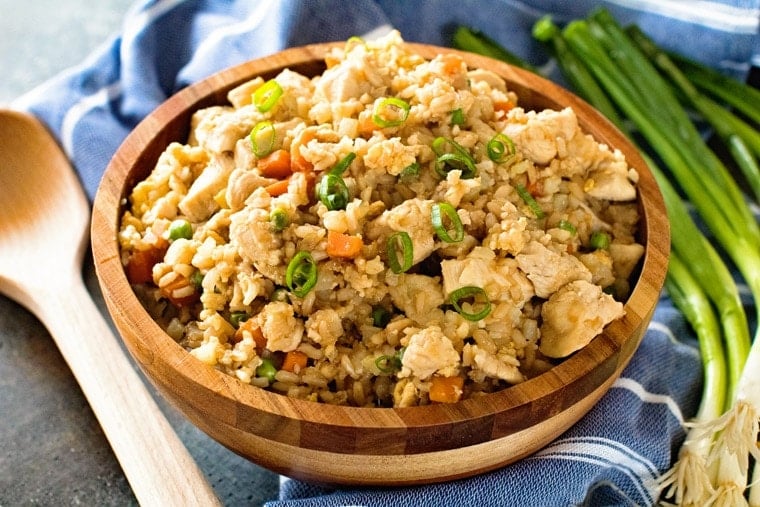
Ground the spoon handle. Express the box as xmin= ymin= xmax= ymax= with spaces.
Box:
xmin=33 ymin=277 xmax=221 ymax=507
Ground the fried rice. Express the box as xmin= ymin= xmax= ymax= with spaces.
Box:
xmin=118 ymin=31 xmax=644 ymax=407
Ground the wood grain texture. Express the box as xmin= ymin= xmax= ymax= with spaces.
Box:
xmin=91 ymin=42 xmax=670 ymax=485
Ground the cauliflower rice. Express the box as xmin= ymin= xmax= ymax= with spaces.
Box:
xmin=119 ymin=32 xmax=644 ymax=407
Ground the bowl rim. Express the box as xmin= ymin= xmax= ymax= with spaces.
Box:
xmin=91 ymin=41 xmax=669 ymax=449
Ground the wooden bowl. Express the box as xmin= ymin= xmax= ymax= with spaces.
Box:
xmin=91 ymin=42 xmax=669 ymax=486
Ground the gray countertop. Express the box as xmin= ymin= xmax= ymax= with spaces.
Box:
xmin=0 ymin=1 xmax=279 ymax=504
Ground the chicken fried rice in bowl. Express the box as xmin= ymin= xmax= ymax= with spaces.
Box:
xmin=92 ymin=32 xmax=668 ymax=484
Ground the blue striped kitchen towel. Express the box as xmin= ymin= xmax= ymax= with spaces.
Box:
xmin=14 ymin=1 xmax=759 ymax=505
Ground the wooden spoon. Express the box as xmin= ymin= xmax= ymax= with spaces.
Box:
xmin=0 ymin=110 xmax=221 ymax=506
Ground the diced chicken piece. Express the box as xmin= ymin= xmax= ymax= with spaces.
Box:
xmin=502 ymin=107 xmax=578 ymax=165
xmin=399 ymin=326 xmax=459 ymax=380
xmin=578 ymin=250 xmax=616 ymax=288
xmin=466 ymin=68 xmax=508 ymax=93
xmin=609 ymin=243 xmax=645 ymax=280
xmin=229 ymin=204 xmax=285 ymax=282
xmin=462 ymin=343 xmax=524 ymax=383
xmin=190 ymin=106 xmax=254 ymax=154
xmin=258 ymin=301 xmax=304 ymax=352
xmin=388 ymin=274 xmax=445 ymax=326
xmin=226 ymin=77 xmax=263 ymax=109
xmin=515 ymin=241 xmax=592 ymax=298
xmin=315 ymin=60 xmax=372 ymax=103
xmin=178 ymin=153 xmax=235 ymax=222
xmin=585 ymin=157 xmax=637 ymax=201
xmin=539 ymin=279 xmax=625 ymax=358
xmin=441 ymin=253 xmax=488 ymax=295
xmin=441 ymin=247 xmax=534 ymax=307
xmin=271 ymin=69 xmax=315 ymax=118
xmin=226 ymin=168 xmax=277 ymax=211
xmin=378 ymin=198 xmax=436 ymax=265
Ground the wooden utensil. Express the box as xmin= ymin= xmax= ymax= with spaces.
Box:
xmin=0 ymin=110 xmax=221 ymax=506
xmin=91 ymin=43 xmax=670 ymax=485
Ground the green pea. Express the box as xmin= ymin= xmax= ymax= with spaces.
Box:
xmin=256 ymin=358 xmax=278 ymax=384
xmin=168 ymin=219 xmax=193 ymax=241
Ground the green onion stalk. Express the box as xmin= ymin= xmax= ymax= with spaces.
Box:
xmin=661 ymin=252 xmax=724 ymax=506
xmin=528 ymin=12 xmax=757 ymax=504
xmin=451 ymin=25 xmax=537 ymax=72
xmin=559 ymin=9 xmax=760 ymax=504
xmin=626 ymin=25 xmax=760 ymax=205
xmin=666 ymin=52 xmax=760 ymax=127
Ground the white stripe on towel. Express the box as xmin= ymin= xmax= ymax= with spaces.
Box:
xmin=613 ymin=376 xmax=685 ymax=424
xmin=60 ymin=81 xmax=123 ymax=156
xmin=606 ymin=0 xmax=760 ymax=33
xmin=532 ymin=437 xmax=659 ymax=503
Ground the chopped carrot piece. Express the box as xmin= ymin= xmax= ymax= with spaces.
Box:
xmin=429 ymin=375 xmax=465 ymax=404
xmin=440 ymin=54 xmax=465 ymax=76
xmin=160 ymin=274 xmax=199 ymax=307
xmin=494 ymin=100 xmax=515 ymax=115
xmin=265 ymin=178 xmax=290 ymax=197
xmin=125 ymin=245 xmax=166 ymax=284
xmin=326 ymin=230 xmax=363 ymax=259
xmin=281 ymin=350 xmax=309 ymax=373
xmin=357 ymin=112 xmax=377 ymax=137
xmin=527 ymin=179 xmax=543 ymax=197
xmin=257 ymin=149 xmax=292 ymax=179
xmin=234 ymin=319 xmax=267 ymax=349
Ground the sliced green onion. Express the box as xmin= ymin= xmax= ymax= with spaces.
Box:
xmin=432 ymin=136 xmax=470 ymax=158
xmin=286 ymin=251 xmax=318 ymax=297
xmin=386 ymin=231 xmax=413 ymax=274
xmin=256 ymin=358 xmax=278 ymax=383
xmin=317 ymin=173 xmax=350 ymax=210
xmin=230 ymin=311 xmax=249 ymax=328
xmin=431 ymin=202 xmax=464 ymax=243
xmin=249 ymin=120 xmax=276 ymax=157
xmin=399 ymin=162 xmax=420 ymax=180
xmin=168 ymin=219 xmax=193 ymax=241
xmin=372 ymin=97 xmax=411 ymax=128
xmin=515 ymin=184 xmax=545 ymax=218
xmin=450 ymin=108 xmax=465 ymax=126
xmin=375 ymin=347 xmax=405 ymax=374
xmin=432 ymin=136 xmax=477 ymax=179
xmin=486 ymin=133 xmax=516 ymax=163
xmin=558 ymin=219 xmax=577 ymax=235
xmin=253 ymin=79 xmax=283 ymax=113
xmin=372 ymin=306 xmax=391 ymax=328
xmin=449 ymin=286 xmax=491 ymax=321
xmin=590 ymin=231 xmax=611 ymax=250
xmin=330 ymin=152 xmax=356 ymax=176
xmin=270 ymin=208 xmax=289 ymax=232
xmin=435 ymin=153 xmax=477 ymax=179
